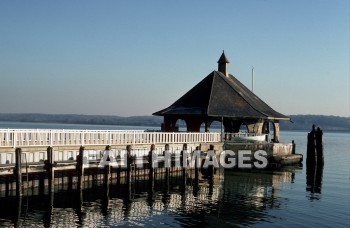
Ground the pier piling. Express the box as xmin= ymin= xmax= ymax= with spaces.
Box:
xmin=306 ymin=125 xmax=324 ymax=193
xmin=126 ymin=145 xmax=132 ymax=192
xmin=194 ymin=146 xmax=200 ymax=184
xmin=148 ymin=144 xmax=155 ymax=190
xmin=46 ymin=146 xmax=54 ymax=192
xmin=208 ymin=144 xmax=215 ymax=177
xmin=307 ymin=125 xmax=324 ymax=167
xmin=181 ymin=144 xmax=187 ymax=186
xmin=315 ymin=128 xmax=324 ymax=166
xmin=15 ymin=148 xmax=22 ymax=196
xmin=104 ymin=146 xmax=111 ymax=189
xmin=77 ymin=146 xmax=85 ymax=190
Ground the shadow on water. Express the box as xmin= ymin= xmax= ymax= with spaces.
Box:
xmin=0 ymin=167 xmax=300 ymax=227
xmin=306 ymin=162 xmax=324 ymax=200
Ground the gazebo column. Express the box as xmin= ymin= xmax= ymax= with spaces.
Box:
xmin=223 ymin=118 xmax=242 ymax=133
xmin=185 ymin=118 xmax=202 ymax=132
xmin=223 ymin=118 xmax=234 ymax=132
xmin=272 ymin=121 xmax=280 ymax=143
xmin=163 ymin=116 xmax=178 ymax=132
xmin=247 ymin=119 xmax=264 ymax=134
xmin=204 ymin=119 xmax=210 ymax=132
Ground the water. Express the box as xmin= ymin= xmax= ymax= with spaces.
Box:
xmin=0 ymin=122 xmax=349 ymax=227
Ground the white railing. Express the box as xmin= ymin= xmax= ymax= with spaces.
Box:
xmin=0 ymin=129 xmax=222 ymax=148
xmin=223 ymin=132 xmax=268 ymax=142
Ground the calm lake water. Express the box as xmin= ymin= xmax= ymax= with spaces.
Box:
xmin=0 ymin=122 xmax=349 ymax=227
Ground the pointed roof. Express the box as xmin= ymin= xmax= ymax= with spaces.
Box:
xmin=217 ymin=51 xmax=229 ymax=63
xmin=153 ymin=71 xmax=289 ymax=120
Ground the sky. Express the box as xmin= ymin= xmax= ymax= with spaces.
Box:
xmin=0 ymin=0 xmax=349 ymax=117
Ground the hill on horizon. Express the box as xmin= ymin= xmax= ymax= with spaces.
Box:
xmin=0 ymin=113 xmax=349 ymax=132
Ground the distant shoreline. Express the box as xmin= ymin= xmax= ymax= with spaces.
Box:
xmin=0 ymin=113 xmax=349 ymax=133
xmin=0 ymin=120 xmax=349 ymax=134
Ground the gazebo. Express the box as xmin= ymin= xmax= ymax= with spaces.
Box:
xmin=153 ymin=51 xmax=289 ymax=142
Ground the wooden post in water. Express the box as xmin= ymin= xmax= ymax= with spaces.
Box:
xmin=164 ymin=144 xmax=170 ymax=186
xmin=104 ymin=146 xmax=111 ymax=189
xmin=292 ymin=140 xmax=296 ymax=154
xmin=307 ymin=125 xmax=324 ymax=166
xmin=15 ymin=148 xmax=22 ymax=196
xmin=46 ymin=146 xmax=54 ymax=192
xmin=194 ymin=146 xmax=200 ymax=184
xmin=208 ymin=144 xmax=215 ymax=177
xmin=181 ymin=143 xmax=187 ymax=185
xmin=315 ymin=127 xmax=324 ymax=166
xmin=307 ymin=125 xmax=317 ymax=166
xmin=306 ymin=125 xmax=324 ymax=193
xmin=15 ymin=194 xmax=22 ymax=227
xmin=193 ymin=146 xmax=200 ymax=197
xmin=126 ymin=145 xmax=132 ymax=192
xmin=148 ymin=144 xmax=155 ymax=190
xmin=102 ymin=145 xmax=111 ymax=217
xmin=76 ymin=146 xmax=85 ymax=190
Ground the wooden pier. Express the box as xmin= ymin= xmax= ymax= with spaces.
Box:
xmin=0 ymin=129 xmax=223 ymax=196
xmin=0 ymin=129 xmax=301 ymax=196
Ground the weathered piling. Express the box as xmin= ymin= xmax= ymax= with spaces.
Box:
xmin=315 ymin=127 xmax=324 ymax=166
xmin=181 ymin=143 xmax=187 ymax=185
xmin=306 ymin=125 xmax=324 ymax=193
xmin=307 ymin=125 xmax=324 ymax=167
xmin=46 ymin=146 xmax=54 ymax=192
xmin=104 ymin=146 xmax=111 ymax=189
xmin=292 ymin=140 xmax=296 ymax=154
xmin=164 ymin=144 xmax=170 ymax=179
xmin=307 ymin=125 xmax=317 ymax=166
xmin=15 ymin=148 xmax=22 ymax=196
xmin=148 ymin=144 xmax=155 ymax=190
xmin=102 ymin=145 xmax=110 ymax=218
xmin=208 ymin=144 xmax=215 ymax=177
xmin=15 ymin=195 xmax=22 ymax=227
xmin=76 ymin=146 xmax=85 ymax=190
xmin=126 ymin=145 xmax=133 ymax=192
xmin=194 ymin=146 xmax=200 ymax=184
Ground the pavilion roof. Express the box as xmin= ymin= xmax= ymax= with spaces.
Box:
xmin=153 ymin=71 xmax=289 ymax=120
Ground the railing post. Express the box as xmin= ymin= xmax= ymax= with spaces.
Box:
xmin=81 ymin=131 xmax=85 ymax=146
xmin=13 ymin=130 xmax=16 ymax=148
xmin=50 ymin=130 xmax=53 ymax=147
xmin=133 ymin=131 xmax=136 ymax=145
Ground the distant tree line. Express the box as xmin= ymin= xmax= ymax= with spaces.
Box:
xmin=0 ymin=113 xmax=349 ymax=132
xmin=0 ymin=113 xmax=162 ymax=127
xmin=280 ymin=115 xmax=350 ymax=132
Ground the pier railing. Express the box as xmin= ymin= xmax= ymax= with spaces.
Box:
xmin=0 ymin=129 xmax=222 ymax=148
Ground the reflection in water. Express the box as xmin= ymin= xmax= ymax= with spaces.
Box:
xmin=0 ymin=168 xmax=296 ymax=227
xmin=306 ymin=162 xmax=324 ymax=199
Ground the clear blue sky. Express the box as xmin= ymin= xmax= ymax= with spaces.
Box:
xmin=0 ymin=0 xmax=349 ymax=117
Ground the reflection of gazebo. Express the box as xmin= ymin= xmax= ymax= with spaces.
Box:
xmin=153 ymin=52 xmax=289 ymax=142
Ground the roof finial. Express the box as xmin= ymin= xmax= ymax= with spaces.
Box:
xmin=217 ymin=51 xmax=229 ymax=77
